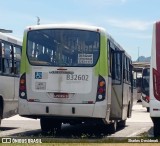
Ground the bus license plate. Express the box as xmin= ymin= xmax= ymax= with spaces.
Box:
xmin=54 ymin=93 xmax=69 ymax=98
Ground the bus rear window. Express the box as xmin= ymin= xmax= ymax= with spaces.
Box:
xmin=27 ymin=29 xmax=100 ymax=67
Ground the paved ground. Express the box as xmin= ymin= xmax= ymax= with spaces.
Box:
xmin=127 ymin=103 xmax=152 ymax=123
xmin=0 ymin=102 xmax=154 ymax=138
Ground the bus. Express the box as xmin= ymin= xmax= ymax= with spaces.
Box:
xmin=19 ymin=24 xmax=133 ymax=133
xmin=150 ymin=21 xmax=160 ymax=137
xmin=132 ymin=62 xmax=150 ymax=103
xmin=141 ymin=67 xmax=150 ymax=112
xmin=0 ymin=32 xmax=22 ymax=125
xmin=132 ymin=74 xmax=137 ymax=105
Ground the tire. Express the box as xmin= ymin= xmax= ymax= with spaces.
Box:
xmin=147 ymin=107 xmax=150 ymax=112
xmin=117 ymin=120 xmax=126 ymax=128
xmin=40 ymin=118 xmax=61 ymax=134
xmin=0 ymin=107 xmax=3 ymax=126
xmin=153 ymin=118 xmax=160 ymax=137
xmin=127 ymin=102 xmax=132 ymax=118
xmin=108 ymin=121 xmax=117 ymax=134
xmin=40 ymin=118 xmax=52 ymax=133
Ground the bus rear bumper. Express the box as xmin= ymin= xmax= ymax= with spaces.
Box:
xmin=18 ymin=99 xmax=107 ymax=119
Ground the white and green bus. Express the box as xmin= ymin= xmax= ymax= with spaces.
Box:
xmin=19 ymin=24 xmax=133 ymax=133
xmin=0 ymin=32 xmax=22 ymax=125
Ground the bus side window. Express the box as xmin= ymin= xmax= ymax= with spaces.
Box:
xmin=112 ymin=51 xmax=121 ymax=81
xmin=112 ymin=52 xmax=115 ymax=79
xmin=14 ymin=46 xmax=21 ymax=75
xmin=2 ymin=43 xmax=12 ymax=74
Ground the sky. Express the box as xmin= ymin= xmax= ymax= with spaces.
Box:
xmin=0 ymin=0 xmax=160 ymax=61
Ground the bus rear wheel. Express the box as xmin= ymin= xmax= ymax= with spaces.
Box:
xmin=40 ymin=118 xmax=61 ymax=134
xmin=117 ymin=120 xmax=126 ymax=128
xmin=0 ymin=107 xmax=2 ymax=126
xmin=108 ymin=121 xmax=117 ymax=134
xmin=147 ymin=107 xmax=150 ymax=112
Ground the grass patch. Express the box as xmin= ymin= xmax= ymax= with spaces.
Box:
xmin=1 ymin=143 xmax=160 ymax=146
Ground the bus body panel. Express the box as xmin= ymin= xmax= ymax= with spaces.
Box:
xmin=0 ymin=76 xmax=20 ymax=118
xmin=110 ymin=84 xmax=123 ymax=119
xmin=26 ymin=68 xmax=98 ymax=104
xmin=110 ymin=50 xmax=132 ymax=120
xmin=122 ymin=83 xmax=132 ymax=119
xmin=32 ymin=67 xmax=93 ymax=94
xmin=150 ymin=100 xmax=160 ymax=117
xmin=110 ymin=77 xmax=132 ymax=120
xmin=150 ymin=22 xmax=160 ymax=117
xmin=0 ymin=33 xmax=22 ymax=122
xmin=0 ymin=76 xmax=15 ymax=100
xmin=150 ymin=21 xmax=160 ymax=137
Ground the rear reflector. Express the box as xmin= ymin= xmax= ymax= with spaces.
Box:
xmin=153 ymin=68 xmax=160 ymax=101
xmin=96 ymin=75 xmax=106 ymax=102
xmin=19 ymin=73 xmax=27 ymax=99
xmin=27 ymin=99 xmax=40 ymax=102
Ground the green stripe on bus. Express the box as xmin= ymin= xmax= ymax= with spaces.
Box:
xmin=20 ymin=32 xmax=26 ymax=73
xmin=20 ymin=31 xmax=30 ymax=73
xmin=95 ymin=34 xmax=108 ymax=76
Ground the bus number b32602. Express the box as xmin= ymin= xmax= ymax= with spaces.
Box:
xmin=66 ymin=74 xmax=89 ymax=81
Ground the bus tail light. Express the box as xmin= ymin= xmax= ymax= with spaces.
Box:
xmin=96 ymin=75 xmax=106 ymax=102
xmin=153 ymin=68 xmax=160 ymax=101
xmin=19 ymin=73 xmax=27 ymax=99
xmin=146 ymin=95 xmax=150 ymax=103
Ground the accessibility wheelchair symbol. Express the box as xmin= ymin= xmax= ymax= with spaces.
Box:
xmin=35 ymin=72 xmax=42 ymax=79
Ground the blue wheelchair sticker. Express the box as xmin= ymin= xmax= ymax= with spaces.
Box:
xmin=35 ymin=72 xmax=42 ymax=79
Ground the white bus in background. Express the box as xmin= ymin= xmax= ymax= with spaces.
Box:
xmin=150 ymin=21 xmax=160 ymax=137
xmin=0 ymin=32 xmax=22 ymax=125
xmin=141 ymin=67 xmax=150 ymax=112
xmin=19 ymin=24 xmax=133 ymax=133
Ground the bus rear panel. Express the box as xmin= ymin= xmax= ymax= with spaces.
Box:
xmin=19 ymin=26 xmax=109 ymax=121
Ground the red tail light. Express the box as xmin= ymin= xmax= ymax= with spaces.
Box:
xmin=153 ymin=68 xmax=160 ymax=101
xmin=146 ymin=96 xmax=150 ymax=102
xmin=20 ymin=86 xmax=26 ymax=91
xmin=98 ymin=88 xmax=104 ymax=94
xmin=19 ymin=73 xmax=27 ymax=99
xmin=96 ymin=75 xmax=106 ymax=102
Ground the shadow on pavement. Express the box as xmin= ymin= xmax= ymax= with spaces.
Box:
xmin=0 ymin=127 xmax=18 ymax=131
xmin=8 ymin=123 xmax=127 ymax=139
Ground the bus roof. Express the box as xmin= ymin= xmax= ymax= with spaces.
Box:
xmin=0 ymin=32 xmax=22 ymax=46
xmin=25 ymin=23 xmax=106 ymax=33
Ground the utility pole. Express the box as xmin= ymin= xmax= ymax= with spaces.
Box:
xmin=37 ymin=16 xmax=40 ymax=25
xmin=138 ymin=47 xmax=139 ymax=62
